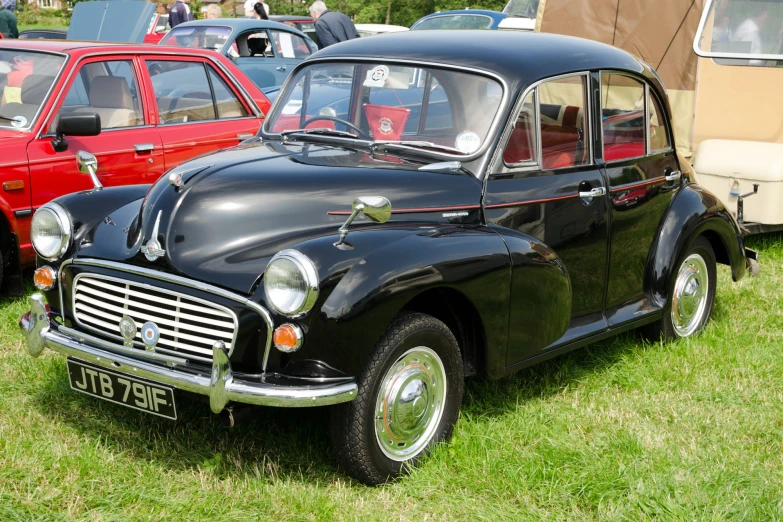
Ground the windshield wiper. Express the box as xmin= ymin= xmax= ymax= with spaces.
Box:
xmin=373 ymin=141 xmax=465 ymax=155
xmin=280 ymin=128 xmax=360 ymax=140
xmin=0 ymin=115 xmax=25 ymax=126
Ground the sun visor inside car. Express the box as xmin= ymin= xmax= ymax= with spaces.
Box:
xmin=67 ymin=1 xmax=157 ymax=44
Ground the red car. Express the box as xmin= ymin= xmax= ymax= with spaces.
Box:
xmin=0 ymin=40 xmax=271 ymax=293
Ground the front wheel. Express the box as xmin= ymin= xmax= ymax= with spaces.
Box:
xmin=646 ymin=236 xmax=717 ymax=340
xmin=329 ymin=312 xmax=464 ymax=485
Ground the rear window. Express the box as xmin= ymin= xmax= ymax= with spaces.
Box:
xmin=412 ymin=15 xmax=493 ymax=30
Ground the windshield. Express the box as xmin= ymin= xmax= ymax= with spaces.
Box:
xmin=265 ymin=62 xmax=504 ymax=157
xmin=412 ymin=15 xmax=493 ymax=30
xmin=0 ymin=50 xmax=65 ymax=130
xmin=160 ymin=26 xmax=232 ymax=52
xmin=694 ymin=0 xmax=783 ymax=66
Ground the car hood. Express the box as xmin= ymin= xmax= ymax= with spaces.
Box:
xmin=67 ymin=1 xmax=157 ymax=43
xmin=77 ymin=140 xmax=483 ymax=294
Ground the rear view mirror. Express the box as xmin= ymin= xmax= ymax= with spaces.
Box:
xmin=52 ymin=113 xmax=101 ymax=153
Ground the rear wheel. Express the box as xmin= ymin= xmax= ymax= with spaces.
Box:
xmin=329 ymin=312 xmax=464 ymax=485
xmin=646 ymin=236 xmax=716 ymax=340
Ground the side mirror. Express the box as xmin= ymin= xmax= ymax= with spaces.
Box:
xmin=352 ymin=196 xmax=392 ymax=224
xmin=75 ymin=150 xmax=102 ymax=191
xmin=52 ymin=113 xmax=101 ymax=153
xmin=334 ymin=196 xmax=392 ymax=249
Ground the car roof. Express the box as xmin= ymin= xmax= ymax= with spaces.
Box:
xmin=0 ymin=39 xmax=235 ymax=58
xmin=269 ymin=15 xmax=313 ymax=22
xmin=310 ymin=31 xmax=649 ymax=91
xmin=173 ymin=18 xmax=307 ymax=33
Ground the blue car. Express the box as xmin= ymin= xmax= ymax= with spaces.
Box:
xmin=411 ymin=9 xmax=535 ymax=31
xmin=159 ymin=19 xmax=318 ymax=91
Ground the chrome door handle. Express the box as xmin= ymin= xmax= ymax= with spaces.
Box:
xmin=665 ymin=170 xmax=682 ymax=183
xmin=134 ymin=143 xmax=154 ymax=153
xmin=237 ymin=133 xmax=254 ymax=142
xmin=276 ymin=65 xmax=287 ymax=71
xmin=578 ymin=187 xmax=607 ymax=199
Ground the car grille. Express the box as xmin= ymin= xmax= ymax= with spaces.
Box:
xmin=72 ymin=274 xmax=238 ymax=363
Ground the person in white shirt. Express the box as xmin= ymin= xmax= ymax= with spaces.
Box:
xmin=732 ymin=6 xmax=768 ymax=65
xmin=244 ymin=0 xmax=268 ymax=18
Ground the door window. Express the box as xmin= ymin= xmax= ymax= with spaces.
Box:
xmin=237 ymin=31 xmax=273 ymax=57
xmin=648 ymin=91 xmax=672 ymax=153
xmin=502 ymin=74 xmax=588 ymax=169
xmin=601 ymin=73 xmax=645 ymax=162
xmin=208 ymin=68 xmax=249 ymax=119
xmin=270 ymin=30 xmax=312 ymax=59
xmin=50 ymin=60 xmax=143 ymax=132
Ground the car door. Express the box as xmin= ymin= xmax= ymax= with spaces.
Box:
xmin=27 ymin=56 xmax=164 ymax=208
xmin=599 ymin=72 xmax=681 ymax=325
xmin=484 ymin=72 xmax=610 ymax=366
xmin=232 ymin=29 xmax=289 ymax=89
xmin=143 ymin=56 xmax=261 ymax=170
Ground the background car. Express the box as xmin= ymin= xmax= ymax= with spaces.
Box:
xmin=18 ymin=30 xmax=68 ymax=40
xmin=19 ymin=31 xmax=752 ymax=486
xmin=0 ymin=40 xmax=270 ymax=293
xmin=411 ymin=9 xmax=535 ymax=31
xmin=159 ymin=19 xmax=317 ymax=91
xmin=269 ymin=15 xmax=318 ymax=46
xmin=355 ymin=24 xmax=409 ymax=37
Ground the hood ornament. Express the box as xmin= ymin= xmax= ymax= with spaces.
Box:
xmin=141 ymin=211 xmax=165 ymax=261
xmin=334 ymin=196 xmax=392 ymax=250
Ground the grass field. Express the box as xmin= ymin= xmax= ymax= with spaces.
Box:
xmin=0 ymin=234 xmax=781 ymax=521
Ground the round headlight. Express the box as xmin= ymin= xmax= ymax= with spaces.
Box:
xmin=31 ymin=203 xmax=72 ymax=261
xmin=264 ymin=249 xmax=319 ymax=317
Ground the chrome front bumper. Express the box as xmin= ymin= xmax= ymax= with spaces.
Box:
xmin=20 ymin=294 xmax=357 ymax=411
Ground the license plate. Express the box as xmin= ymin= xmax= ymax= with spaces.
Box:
xmin=67 ymin=358 xmax=177 ymax=420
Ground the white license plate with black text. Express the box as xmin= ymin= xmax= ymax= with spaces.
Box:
xmin=67 ymin=358 xmax=177 ymax=420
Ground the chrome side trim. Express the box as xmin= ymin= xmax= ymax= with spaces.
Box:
xmin=58 ymin=258 xmax=274 ymax=376
xmin=20 ymin=295 xmax=357 ymax=409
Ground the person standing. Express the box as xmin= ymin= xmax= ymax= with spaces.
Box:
xmin=169 ymin=0 xmax=194 ymax=29
xmin=309 ymin=1 xmax=359 ymax=48
xmin=732 ymin=5 xmax=768 ymax=65
xmin=244 ymin=0 xmax=268 ymax=18
xmin=0 ymin=1 xmax=18 ymax=39
xmin=205 ymin=3 xmax=222 ymax=19
xmin=252 ymin=2 xmax=268 ymax=20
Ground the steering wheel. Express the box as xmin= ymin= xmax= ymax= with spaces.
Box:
xmin=301 ymin=116 xmax=371 ymax=140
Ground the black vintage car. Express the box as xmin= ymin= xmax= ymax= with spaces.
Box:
xmin=20 ymin=31 xmax=754 ymax=485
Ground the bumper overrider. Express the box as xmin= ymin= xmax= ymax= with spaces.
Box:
xmin=20 ymin=294 xmax=357 ymax=412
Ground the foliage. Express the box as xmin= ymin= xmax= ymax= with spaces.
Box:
xmin=0 ymin=234 xmax=781 ymax=519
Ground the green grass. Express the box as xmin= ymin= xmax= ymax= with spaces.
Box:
xmin=18 ymin=24 xmax=68 ymax=33
xmin=1 ymin=234 xmax=782 ymax=520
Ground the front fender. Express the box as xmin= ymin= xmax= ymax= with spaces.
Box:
xmin=290 ymin=226 xmax=511 ymax=378
xmin=648 ymin=184 xmax=745 ymax=306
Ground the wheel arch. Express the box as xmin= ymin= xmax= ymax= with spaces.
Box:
xmin=401 ymin=287 xmax=487 ymax=378
xmin=647 ymin=184 xmax=746 ymax=306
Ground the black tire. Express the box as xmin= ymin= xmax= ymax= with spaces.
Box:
xmin=329 ymin=311 xmax=464 ymax=485
xmin=645 ymin=236 xmax=717 ymax=341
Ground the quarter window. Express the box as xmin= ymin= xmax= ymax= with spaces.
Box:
xmin=237 ymin=31 xmax=273 ymax=57
xmin=601 ymin=73 xmax=645 ymax=162
xmin=147 ymin=61 xmax=248 ymax=124
xmin=269 ymin=30 xmax=312 ymax=59
xmin=51 ymin=60 xmax=143 ymax=132
xmin=648 ymin=92 xmax=672 ymax=153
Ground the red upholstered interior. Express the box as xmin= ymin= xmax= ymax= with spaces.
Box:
xmin=604 ymin=142 xmax=644 ymax=162
xmin=602 ymin=110 xmax=645 ymax=162
xmin=271 ymin=114 xmax=336 ymax=132
xmin=503 ymin=105 xmax=584 ymax=169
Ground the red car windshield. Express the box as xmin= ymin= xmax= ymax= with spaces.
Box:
xmin=0 ymin=50 xmax=65 ymax=130
xmin=160 ymin=26 xmax=232 ymax=52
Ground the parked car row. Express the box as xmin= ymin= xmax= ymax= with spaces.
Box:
xmin=9 ymin=26 xmax=755 ymax=486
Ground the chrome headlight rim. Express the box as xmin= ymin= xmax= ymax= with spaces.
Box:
xmin=264 ymin=249 xmax=319 ymax=318
xmin=31 ymin=202 xmax=72 ymax=262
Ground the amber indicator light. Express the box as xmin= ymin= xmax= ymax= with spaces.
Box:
xmin=3 ymin=181 xmax=24 ymax=191
xmin=273 ymin=323 xmax=302 ymax=353
xmin=33 ymin=266 xmax=57 ymax=290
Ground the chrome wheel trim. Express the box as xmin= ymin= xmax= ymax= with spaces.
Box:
xmin=374 ymin=346 xmax=447 ymax=462
xmin=671 ymin=253 xmax=709 ymax=337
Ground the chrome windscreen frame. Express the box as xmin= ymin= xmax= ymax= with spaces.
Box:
xmin=58 ymin=258 xmax=275 ymax=375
